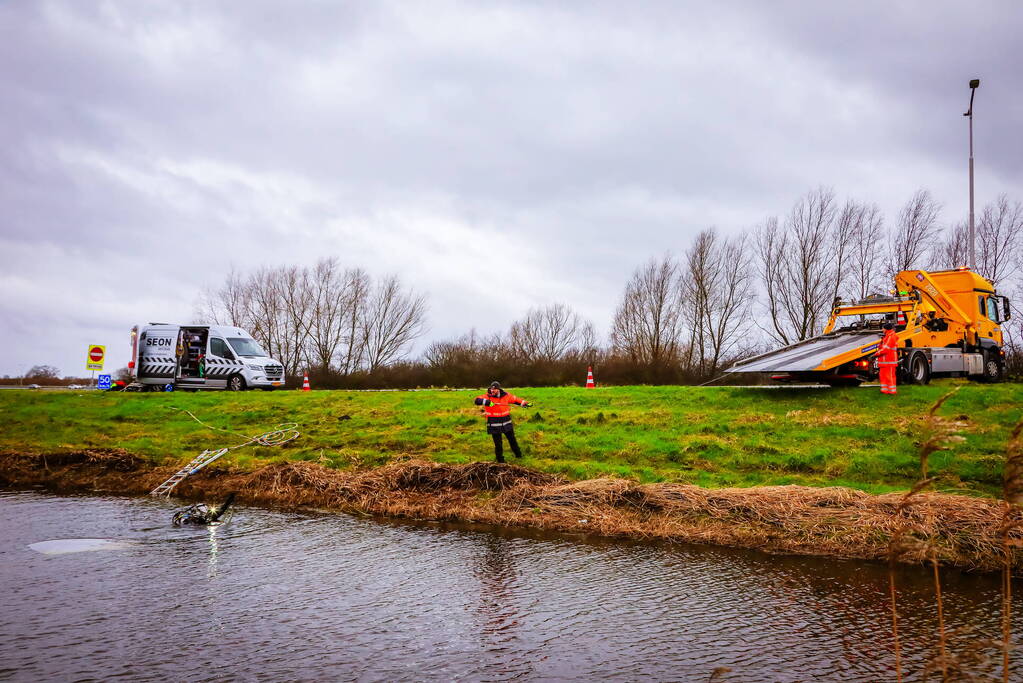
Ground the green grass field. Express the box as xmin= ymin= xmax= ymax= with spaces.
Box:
xmin=2 ymin=381 xmax=1021 ymax=495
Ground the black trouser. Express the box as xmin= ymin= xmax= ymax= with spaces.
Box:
xmin=491 ymin=431 xmax=521 ymax=461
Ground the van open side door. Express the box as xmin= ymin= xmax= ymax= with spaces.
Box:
xmin=175 ymin=327 xmax=210 ymax=388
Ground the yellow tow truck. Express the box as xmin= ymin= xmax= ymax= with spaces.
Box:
xmin=727 ymin=268 xmax=1011 ymax=386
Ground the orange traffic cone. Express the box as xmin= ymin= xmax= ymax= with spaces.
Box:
xmin=302 ymin=372 xmax=311 ymax=392
xmin=585 ymin=366 xmax=595 ymax=388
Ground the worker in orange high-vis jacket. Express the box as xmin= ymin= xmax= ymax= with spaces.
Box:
xmin=877 ymin=322 xmax=899 ymax=395
xmin=474 ymin=381 xmax=531 ymax=463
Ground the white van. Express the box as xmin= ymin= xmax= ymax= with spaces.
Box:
xmin=129 ymin=324 xmax=285 ymax=391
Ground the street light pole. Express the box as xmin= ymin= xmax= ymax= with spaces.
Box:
xmin=964 ymin=78 xmax=980 ymax=271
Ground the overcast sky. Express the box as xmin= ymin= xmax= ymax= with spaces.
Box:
xmin=2 ymin=0 xmax=1021 ymax=378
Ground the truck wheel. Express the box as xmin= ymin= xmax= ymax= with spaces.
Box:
xmin=227 ymin=375 xmax=246 ymax=391
xmin=981 ymin=351 xmax=1004 ymax=383
xmin=906 ymin=352 xmax=931 ymax=385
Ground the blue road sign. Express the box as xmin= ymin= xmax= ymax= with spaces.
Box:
xmin=97 ymin=374 xmax=112 ymax=390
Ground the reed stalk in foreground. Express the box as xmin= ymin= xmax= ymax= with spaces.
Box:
xmin=931 ymin=551 xmax=949 ymax=681
xmin=888 ymin=388 xmax=961 ymax=682
xmin=1000 ymin=419 xmax=1023 ymax=682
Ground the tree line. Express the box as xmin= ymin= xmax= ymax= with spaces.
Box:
xmin=196 ymin=261 xmax=427 ymax=380
xmin=194 ymin=187 xmax=1023 ymax=387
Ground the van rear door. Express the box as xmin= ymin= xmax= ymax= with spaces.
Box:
xmin=137 ymin=327 xmax=178 ymax=380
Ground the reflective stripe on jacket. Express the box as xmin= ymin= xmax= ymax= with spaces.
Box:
xmin=474 ymin=390 xmax=528 ymax=418
xmin=472 ymin=388 xmax=527 ymax=417
xmin=877 ymin=330 xmax=899 ymax=365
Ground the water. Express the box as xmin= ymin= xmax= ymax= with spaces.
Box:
xmin=1 ymin=490 xmax=1019 ymax=682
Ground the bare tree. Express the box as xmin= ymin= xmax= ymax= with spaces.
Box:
xmin=25 ymin=365 xmax=60 ymax=379
xmin=754 ymin=187 xmax=838 ymax=344
xmin=424 ymin=329 xmax=485 ymax=369
xmin=977 ymin=194 xmax=1023 ymax=284
xmin=930 ymin=221 xmax=970 ymax=271
xmin=754 ymin=215 xmax=786 ymax=343
xmin=301 ymin=258 xmax=343 ymax=371
xmin=300 ymin=259 xmax=371 ymax=373
xmin=679 ymin=229 xmax=755 ymax=376
xmin=888 ymin=189 xmax=942 ymax=279
xmin=576 ymin=322 xmax=598 ymax=362
xmin=831 ymin=200 xmax=869 ymax=301
xmin=509 ymin=303 xmax=594 ymax=363
xmin=243 ymin=267 xmax=306 ymax=375
xmin=336 ymin=268 xmax=371 ymax=375
xmin=279 ymin=265 xmax=314 ymax=372
xmin=610 ymin=255 xmax=683 ymax=368
xmin=361 ymin=275 xmax=429 ymax=372
xmin=194 ymin=267 xmax=253 ymax=328
xmin=847 ymin=202 xmax=886 ymax=300
xmin=927 ymin=195 xmax=1021 ymax=284
xmin=1002 ymin=282 xmax=1023 ymax=376
xmin=196 ymin=262 xmax=428 ymax=377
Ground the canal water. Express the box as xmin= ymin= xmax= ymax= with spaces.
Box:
xmin=1 ymin=490 xmax=1019 ymax=682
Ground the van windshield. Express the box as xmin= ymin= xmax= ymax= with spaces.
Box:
xmin=228 ymin=338 xmax=268 ymax=357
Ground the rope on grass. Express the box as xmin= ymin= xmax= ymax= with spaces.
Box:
xmin=168 ymin=406 xmax=300 ymax=452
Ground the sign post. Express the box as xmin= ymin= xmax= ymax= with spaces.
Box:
xmin=86 ymin=345 xmax=105 ymax=387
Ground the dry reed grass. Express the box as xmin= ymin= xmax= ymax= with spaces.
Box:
xmin=0 ymin=449 xmax=144 ymax=483
xmin=3 ymin=451 xmax=1021 ymax=572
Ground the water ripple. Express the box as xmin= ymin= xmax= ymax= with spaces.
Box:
xmin=0 ymin=490 xmax=1020 ymax=681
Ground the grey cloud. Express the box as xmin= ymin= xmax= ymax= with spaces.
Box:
xmin=1 ymin=1 xmax=1020 ymax=375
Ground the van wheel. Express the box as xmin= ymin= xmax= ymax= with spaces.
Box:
xmin=981 ymin=351 xmax=1004 ymax=383
xmin=906 ymin=352 xmax=931 ymax=385
xmin=227 ymin=375 xmax=246 ymax=391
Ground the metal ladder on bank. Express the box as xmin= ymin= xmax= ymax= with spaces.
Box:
xmin=150 ymin=448 xmax=230 ymax=497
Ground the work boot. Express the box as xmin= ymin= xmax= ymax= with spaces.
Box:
xmin=496 ymin=455 xmax=506 ymax=464
xmin=513 ymin=450 xmax=523 ymax=459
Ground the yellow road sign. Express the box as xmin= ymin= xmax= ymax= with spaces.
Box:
xmin=86 ymin=344 xmax=105 ymax=371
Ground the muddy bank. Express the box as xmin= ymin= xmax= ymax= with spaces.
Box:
xmin=2 ymin=449 xmax=1021 ymax=572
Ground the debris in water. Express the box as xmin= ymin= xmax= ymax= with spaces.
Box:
xmin=172 ymin=493 xmax=237 ymax=526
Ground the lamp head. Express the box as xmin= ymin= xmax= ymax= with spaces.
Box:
xmin=969 ymin=78 xmax=980 ymax=89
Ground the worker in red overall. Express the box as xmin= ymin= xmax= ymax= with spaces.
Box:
xmin=877 ymin=322 xmax=899 ymax=395
xmin=474 ymin=381 xmax=531 ymax=463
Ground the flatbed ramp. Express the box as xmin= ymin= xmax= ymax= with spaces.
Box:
xmin=726 ymin=331 xmax=881 ymax=373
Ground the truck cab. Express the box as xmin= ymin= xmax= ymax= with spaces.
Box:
xmin=913 ymin=268 xmax=1010 ymax=348
xmin=130 ymin=324 xmax=285 ymax=391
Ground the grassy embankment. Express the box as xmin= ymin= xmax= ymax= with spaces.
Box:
xmin=2 ymin=381 xmax=1021 ymax=496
